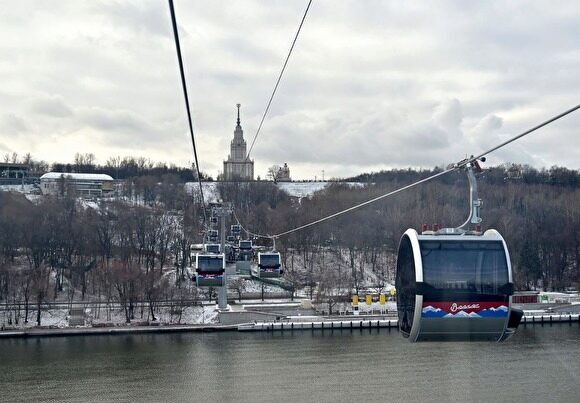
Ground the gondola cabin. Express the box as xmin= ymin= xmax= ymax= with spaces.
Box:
xmin=195 ymin=253 xmax=225 ymax=287
xmin=205 ymin=244 xmax=221 ymax=254
xmin=238 ymin=239 xmax=253 ymax=261
xmin=257 ymin=252 xmax=282 ymax=278
xmin=208 ymin=229 xmax=219 ymax=243
xmin=231 ymin=224 xmax=241 ymax=236
xmin=239 ymin=240 xmax=252 ymax=251
xmin=395 ymin=228 xmax=522 ymax=342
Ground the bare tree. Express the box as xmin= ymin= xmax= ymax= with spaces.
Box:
xmin=229 ymin=278 xmax=245 ymax=302
xmin=267 ymin=165 xmax=281 ymax=182
xmin=32 ymin=264 xmax=51 ymax=326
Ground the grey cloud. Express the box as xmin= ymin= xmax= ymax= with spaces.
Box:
xmin=466 ymin=113 xmax=539 ymax=166
xmin=469 ymin=114 xmax=503 ymax=144
xmin=253 ymin=102 xmax=456 ymax=167
xmin=29 ymin=95 xmax=73 ymax=118
xmin=0 ymin=114 xmax=29 ymax=135
xmin=78 ymin=107 xmax=180 ymax=150
xmin=0 ymin=142 xmax=11 ymax=153
xmin=1 ymin=1 xmax=579 ymax=178
xmin=431 ymin=99 xmax=463 ymax=144
xmin=216 ymin=36 xmax=279 ymax=67
xmin=433 ymin=99 xmax=462 ymax=131
xmin=81 ymin=108 xmax=149 ymax=134
xmin=92 ymin=1 xmax=171 ymax=38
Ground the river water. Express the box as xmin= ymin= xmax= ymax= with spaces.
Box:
xmin=0 ymin=324 xmax=579 ymax=402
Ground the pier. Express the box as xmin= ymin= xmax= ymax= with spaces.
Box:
xmin=237 ymin=313 xmax=580 ymax=332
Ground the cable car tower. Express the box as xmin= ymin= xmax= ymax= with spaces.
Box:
xmin=194 ymin=202 xmax=233 ymax=311
xmin=395 ymin=158 xmax=523 ymax=341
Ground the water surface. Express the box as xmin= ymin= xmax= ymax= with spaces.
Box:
xmin=0 ymin=324 xmax=579 ymax=402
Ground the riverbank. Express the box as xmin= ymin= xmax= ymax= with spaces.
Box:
xmin=2 ymin=312 xmax=579 ymax=339
xmin=0 ymin=323 xmax=239 ymax=338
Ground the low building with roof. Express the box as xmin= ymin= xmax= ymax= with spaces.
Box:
xmin=40 ymin=172 xmax=114 ymax=197
xmin=0 ymin=162 xmax=29 ymax=179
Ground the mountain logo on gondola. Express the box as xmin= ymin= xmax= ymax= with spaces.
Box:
xmin=421 ymin=306 xmax=446 ymax=318
xmin=478 ymin=305 xmax=509 ymax=318
xmin=444 ymin=311 xmax=481 ymax=318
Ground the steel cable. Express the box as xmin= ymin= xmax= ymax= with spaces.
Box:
xmin=168 ymin=0 xmax=207 ymax=225
xmin=237 ymin=104 xmax=580 ymax=239
xmin=246 ymin=0 xmax=313 ymax=159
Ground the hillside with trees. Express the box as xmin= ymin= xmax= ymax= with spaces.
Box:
xmin=0 ymin=164 xmax=578 ymax=326
xmin=223 ymin=167 xmax=579 ymax=294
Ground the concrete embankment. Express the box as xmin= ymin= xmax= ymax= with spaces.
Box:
xmin=0 ymin=324 xmax=238 ymax=339
xmin=521 ymin=313 xmax=580 ymax=324
xmin=239 ymin=319 xmax=399 ymax=331
xmin=239 ymin=313 xmax=580 ymax=332
xmin=2 ymin=313 xmax=578 ymax=338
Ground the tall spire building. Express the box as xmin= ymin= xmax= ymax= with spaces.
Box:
xmin=223 ymin=104 xmax=254 ymax=181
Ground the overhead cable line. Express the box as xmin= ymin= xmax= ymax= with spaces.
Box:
xmin=168 ymin=0 xmax=207 ymax=225
xmin=273 ymin=168 xmax=456 ymax=238
xmin=233 ymin=210 xmax=271 ymax=240
xmin=246 ymin=0 xmax=313 ymax=159
xmin=452 ymin=103 xmax=580 ymax=170
xmin=239 ymin=104 xmax=580 ymax=239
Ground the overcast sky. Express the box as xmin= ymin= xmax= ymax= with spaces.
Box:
xmin=1 ymin=1 xmax=579 ymax=180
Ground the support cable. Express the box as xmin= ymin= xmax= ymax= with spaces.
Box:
xmin=246 ymin=0 xmax=313 ymax=159
xmin=236 ymin=104 xmax=580 ymax=239
xmin=454 ymin=103 xmax=580 ymax=169
xmin=168 ymin=0 xmax=207 ymax=225
xmin=232 ymin=210 xmax=272 ymax=240
xmin=273 ymin=168 xmax=455 ymax=238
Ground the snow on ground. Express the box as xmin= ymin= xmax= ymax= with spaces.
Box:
xmin=277 ymin=182 xmax=328 ymax=198
xmin=0 ymin=308 xmax=68 ymax=329
xmin=90 ymin=304 xmax=219 ymax=326
xmin=0 ymin=184 xmax=36 ymax=193
xmin=78 ymin=199 xmax=100 ymax=210
xmin=0 ymin=304 xmax=219 ymax=330
xmin=185 ymin=182 xmax=220 ymax=203
xmin=277 ymin=181 xmax=366 ymax=198
xmin=24 ymin=194 xmax=43 ymax=203
xmin=240 ymin=278 xmax=283 ymax=294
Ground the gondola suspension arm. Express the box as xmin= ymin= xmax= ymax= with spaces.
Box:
xmin=454 ymin=157 xmax=485 ymax=232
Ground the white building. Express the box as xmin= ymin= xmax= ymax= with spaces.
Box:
xmin=276 ymin=163 xmax=291 ymax=182
xmin=40 ymin=172 xmax=114 ymax=197
xmin=223 ymin=104 xmax=254 ymax=181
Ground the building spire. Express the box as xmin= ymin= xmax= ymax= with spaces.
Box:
xmin=236 ymin=103 xmax=241 ymax=126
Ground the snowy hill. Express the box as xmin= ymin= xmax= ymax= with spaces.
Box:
xmin=277 ymin=182 xmax=329 ymax=198
xmin=185 ymin=181 xmax=364 ymax=202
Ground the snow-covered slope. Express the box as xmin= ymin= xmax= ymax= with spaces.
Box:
xmin=185 ymin=181 xmax=364 ymax=201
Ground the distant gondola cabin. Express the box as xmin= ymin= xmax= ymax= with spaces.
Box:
xmin=195 ymin=253 xmax=225 ymax=287
xmin=257 ymin=252 xmax=282 ymax=278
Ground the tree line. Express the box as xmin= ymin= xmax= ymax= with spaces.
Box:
xmin=230 ymin=169 xmax=579 ymax=295
xmin=0 ymin=190 xmax=203 ymax=326
xmin=7 ymin=152 xmax=210 ymax=181
xmin=346 ymin=163 xmax=580 ymax=188
xmin=0 ymin=164 xmax=578 ymax=327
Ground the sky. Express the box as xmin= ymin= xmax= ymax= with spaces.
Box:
xmin=1 ymin=1 xmax=579 ymax=180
